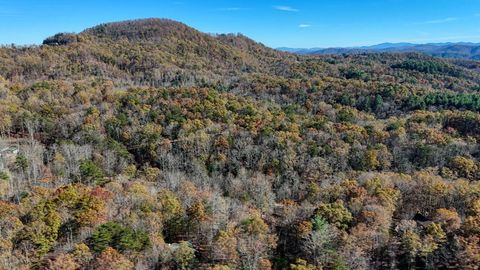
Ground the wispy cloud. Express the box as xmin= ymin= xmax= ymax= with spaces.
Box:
xmin=417 ymin=17 xmax=458 ymax=25
xmin=475 ymin=13 xmax=480 ymax=17
xmin=274 ymin=6 xmax=299 ymax=12
xmin=299 ymin=24 xmax=312 ymax=28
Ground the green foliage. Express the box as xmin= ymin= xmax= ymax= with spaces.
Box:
xmin=105 ymin=138 xmax=131 ymax=159
xmin=357 ymin=95 xmax=384 ymax=112
xmin=343 ymin=67 xmax=368 ymax=80
xmin=173 ymin=241 xmax=196 ymax=270
xmin=89 ymin=222 xmax=150 ymax=253
xmin=105 ymin=115 xmax=128 ymax=140
xmin=166 ymin=105 xmax=186 ymax=123
xmin=406 ymin=92 xmax=480 ymax=111
xmin=315 ymin=201 xmax=352 ymax=230
xmin=373 ymin=94 xmax=384 ymax=111
xmin=386 ymin=121 xmax=403 ymax=131
xmin=43 ymin=33 xmax=78 ymax=45
xmin=79 ymin=160 xmax=105 ymax=185
xmin=337 ymin=108 xmax=356 ymax=123
xmin=331 ymin=255 xmax=349 ymax=270
xmin=20 ymin=200 xmax=62 ymax=255
xmin=0 ymin=170 xmax=9 ymax=181
xmin=412 ymin=144 xmax=435 ymax=167
xmin=392 ymin=60 xmax=462 ymax=77
xmin=15 ymin=154 xmax=29 ymax=171
xmin=311 ymin=215 xmax=328 ymax=232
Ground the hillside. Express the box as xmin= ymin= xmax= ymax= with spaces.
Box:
xmin=281 ymin=42 xmax=480 ymax=60
xmin=2 ymin=18 xmax=296 ymax=86
xmin=1 ymin=19 xmax=480 ymax=270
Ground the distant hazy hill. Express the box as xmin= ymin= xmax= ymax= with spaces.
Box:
xmin=279 ymin=42 xmax=480 ymax=60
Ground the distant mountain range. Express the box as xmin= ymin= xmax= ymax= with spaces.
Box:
xmin=278 ymin=42 xmax=480 ymax=60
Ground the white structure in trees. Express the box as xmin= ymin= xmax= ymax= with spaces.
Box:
xmin=0 ymin=139 xmax=19 ymax=171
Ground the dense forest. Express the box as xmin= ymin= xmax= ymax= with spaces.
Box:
xmin=0 ymin=19 xmax=480 ymax=270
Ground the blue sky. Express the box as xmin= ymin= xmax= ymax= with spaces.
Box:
xmin=1 ymin=0 xmax=480 ymax=48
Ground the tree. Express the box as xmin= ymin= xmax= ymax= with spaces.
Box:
xmin=237 ymin=212 xmax=277 ymax=270
xmin=315 ymin=201 xmax=352 ymax=230
xmin=89 ymin=222 xmax=150 ymax=253
xmin=211 ymin=227 xmax=239 ymax=265
xmin=433 ymin=208 xmax=461 ymax=232
xmin=79 ymin=160 xmax=106 ymax=185
xmin=173 ymin=241 xmax=196 ymax=270
xmin=301 ymin=216 xmax=338 ymax=268
xmin=93 ymin=247 xmax=134 ymax=270
xmin=18 ymin=200 xmax=62 ymax=255
xmin=44 ymin=253 xmax=79 ymax=270
xmin=448 ymin=156 xmax=478 ymax=179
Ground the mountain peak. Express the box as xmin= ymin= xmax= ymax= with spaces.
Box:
xmin=80 ymin=18 xmax=197 ymax=42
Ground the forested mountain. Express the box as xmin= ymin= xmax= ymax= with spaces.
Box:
xmin=1 ymin=18 xmax=480 ymax=270
xmin=2 ymin=18 xmax=294 ymax=86
xmin=280 ymin=42 xmax=480 ymax=60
